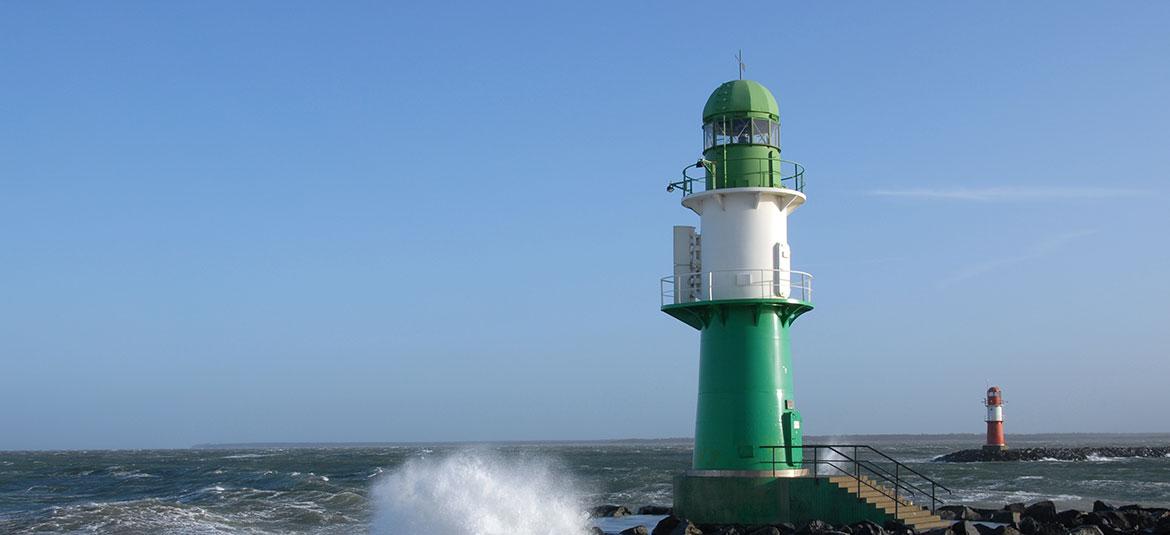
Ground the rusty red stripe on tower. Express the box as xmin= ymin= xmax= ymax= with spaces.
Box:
xmin=983 ymin=387 xmax=1007 ymax=451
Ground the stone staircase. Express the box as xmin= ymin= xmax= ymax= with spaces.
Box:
xmin=829 ymin=475 xmax=952 ymax=531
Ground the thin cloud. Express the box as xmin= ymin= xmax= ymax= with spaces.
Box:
xmin=868 ymin=187 xmax=1147 ymax=202
xmin=938 ymin=229 xmax=1097 ymax=287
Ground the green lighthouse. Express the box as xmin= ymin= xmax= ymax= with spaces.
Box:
xmin=662 ymin=80 xmax=951 ymax=528
xmin=664 ymin=78 xmax=811 ymax=476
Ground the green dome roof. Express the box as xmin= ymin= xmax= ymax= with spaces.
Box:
xmin=702 ymin=79 xmax=779 ymax=122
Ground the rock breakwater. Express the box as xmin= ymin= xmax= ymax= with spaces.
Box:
xmin=934 ymin=447 xmax=1170 ymax=462
xmin=592 ymin=500 xmax=1170 ymax=535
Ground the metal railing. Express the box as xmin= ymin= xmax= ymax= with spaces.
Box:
xmin=661 ymin=269 xmax=812 ymax=306
xmin=760 ymin=444 xmax=952 ymax=516
xmin=668 ymin=158 xmax=805 ymax=196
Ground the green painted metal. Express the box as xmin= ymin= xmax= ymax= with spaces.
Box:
xmin=673 ymin=475 xmax=895 ymax=525
xmin=665 ymin=300 xmax=811 ymax=470
xmin=705 ymin=148 xmax=789 ymax=190
xmin=668 ymin=158 xmax=805 ymax=196
xmin=703 ymin=80 xmax=780 ymax=122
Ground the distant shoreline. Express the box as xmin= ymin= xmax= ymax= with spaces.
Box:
xmin=191 ymin=432 xmax=1170 ymax=450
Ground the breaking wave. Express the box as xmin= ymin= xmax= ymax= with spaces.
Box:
xmin=370 ymin=451 xmax=589 ymax=535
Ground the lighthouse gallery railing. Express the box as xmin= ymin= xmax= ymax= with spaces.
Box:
xmin=668 ymin=158 xmax=806 ymax=196
xmin=661 ymin=269 xmax=813 ymax=306
xmin=761 ymin=444 xmax=953 ymax=517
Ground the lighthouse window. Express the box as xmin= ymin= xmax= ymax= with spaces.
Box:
xmin=731 ymin=119 xmax=752 ymax=144
xmin=704 ymin=119 xmax=782 ymax=149
xmin=714 ymin=121 xmax=732 ymax=146
xmin=752 ymin=119 xmax=771 ymax=145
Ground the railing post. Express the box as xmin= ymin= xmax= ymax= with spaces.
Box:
xmin=854 ymin=446 xmax=859 ymax=491
xmin=812 ymin=447 xmax=818 ymax=478
xmin=894 ymin=462 xmax=899 ymax=518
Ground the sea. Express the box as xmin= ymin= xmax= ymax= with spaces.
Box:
xmin=1 ymin=433 xmax=1168 ymax=535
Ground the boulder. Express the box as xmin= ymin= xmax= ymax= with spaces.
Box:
xmin=1154 ymin=515 xmax=1170 ymax=535
xmin=936 ymin=511 xmax=956 ymax=521
xmin=671 ymin=520 xmax=703 ymax=535
xmin=973 ymin=524 xmax=996 ymax=535
xmin=591 ymin=505 xmax=633 ymax=518
xmin=714 ymin=524 xmax=746 ymax=535
xmin=1016 ymin=517 xmax=1038 ymax=535
xmin=640 ymin=506 xmax=673 ymax=516
xmin=974 ymin=508 xmax=1004 ymax=521
xmin=1005 ymin=504 xmax=1027 ymax=514
xmin=1093 ymin=501 xmax=1114 ymax=513
xmin=590 ymin=527 xmax=605 ymax=535
xmin=953 ymin=521 xmax=980 ymax=535
xmin=1056 ymin=510 xmax=1086 ymax=528
xmin=747 ymin=527 xmax=780 ymax=535
xmin=797 ymin=520 xmax=833 ymax=535
xmin=1068 ymin=527 xmax=1104 ymax=535
xmin=1023 ymin=502 xmax=1057 ymax=523
xmin=938 ymin=506 xmax=983 ymax=521
xmin=622 ymin=527 xmax=650 ymax=535
xmin=653 ymin=517 xmax=683 ymax=535
xmin=992 ymin=526 xmax=1023 ymax=535
xmin=883 ymin=520 xmax=915 ymax=535
xmin=776 ymin=523 xmax=798 ymax=535
xmin=848 ymin=520 xmax=886 ymax=535
xmin=1129 ymin=511 xmax=1157 ymax=530
xmin=1086 ymin=511 xmax=1130 ymax=531
xmin=1033 ymin=523 xmax=1066 ymax=535
xmin=989 ymin=511 xmax=1021 ymax=524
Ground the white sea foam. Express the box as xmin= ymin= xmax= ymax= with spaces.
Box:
xmin=1085 ymin=454 xmax=1132 ymax=462
xmin=107 ymin=467 xmax=159 ymax=479
xmin=370 ymin=450 xmax=588 ymax=535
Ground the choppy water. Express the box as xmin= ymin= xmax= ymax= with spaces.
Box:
xmin=1 ymin=434 xmax=1168 ymax=534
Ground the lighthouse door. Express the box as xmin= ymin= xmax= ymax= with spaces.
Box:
xmin=772 ymin=243 xmax=791 ymax=298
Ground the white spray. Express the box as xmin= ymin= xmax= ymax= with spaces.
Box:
xmin=370 ymin=451 xmax=590 ymax=535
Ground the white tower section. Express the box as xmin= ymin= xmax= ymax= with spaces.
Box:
xmin=681 ymin=187 xmax=806 ymax=300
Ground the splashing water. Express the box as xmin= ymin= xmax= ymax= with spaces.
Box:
xmin=370 ymin=450 xmax=590 ymax=535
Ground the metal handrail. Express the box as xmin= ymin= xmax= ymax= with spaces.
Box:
xmin=661 ymin=269 xmax=813 ymax=306
xmin=668 ymin=158 xmax=805 ymax=196
xmin=760 ymin=444 xmax=952 ymax=515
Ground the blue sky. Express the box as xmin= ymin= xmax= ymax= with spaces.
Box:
xmin=2 ymin=2 xmax=1168 ymax=450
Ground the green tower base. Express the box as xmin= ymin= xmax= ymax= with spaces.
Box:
xmin=673 ymin=473 xmax=895 ymax=526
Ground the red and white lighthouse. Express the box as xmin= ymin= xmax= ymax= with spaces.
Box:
xmin=983 ymin=387 xmax=1006 ymax=451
